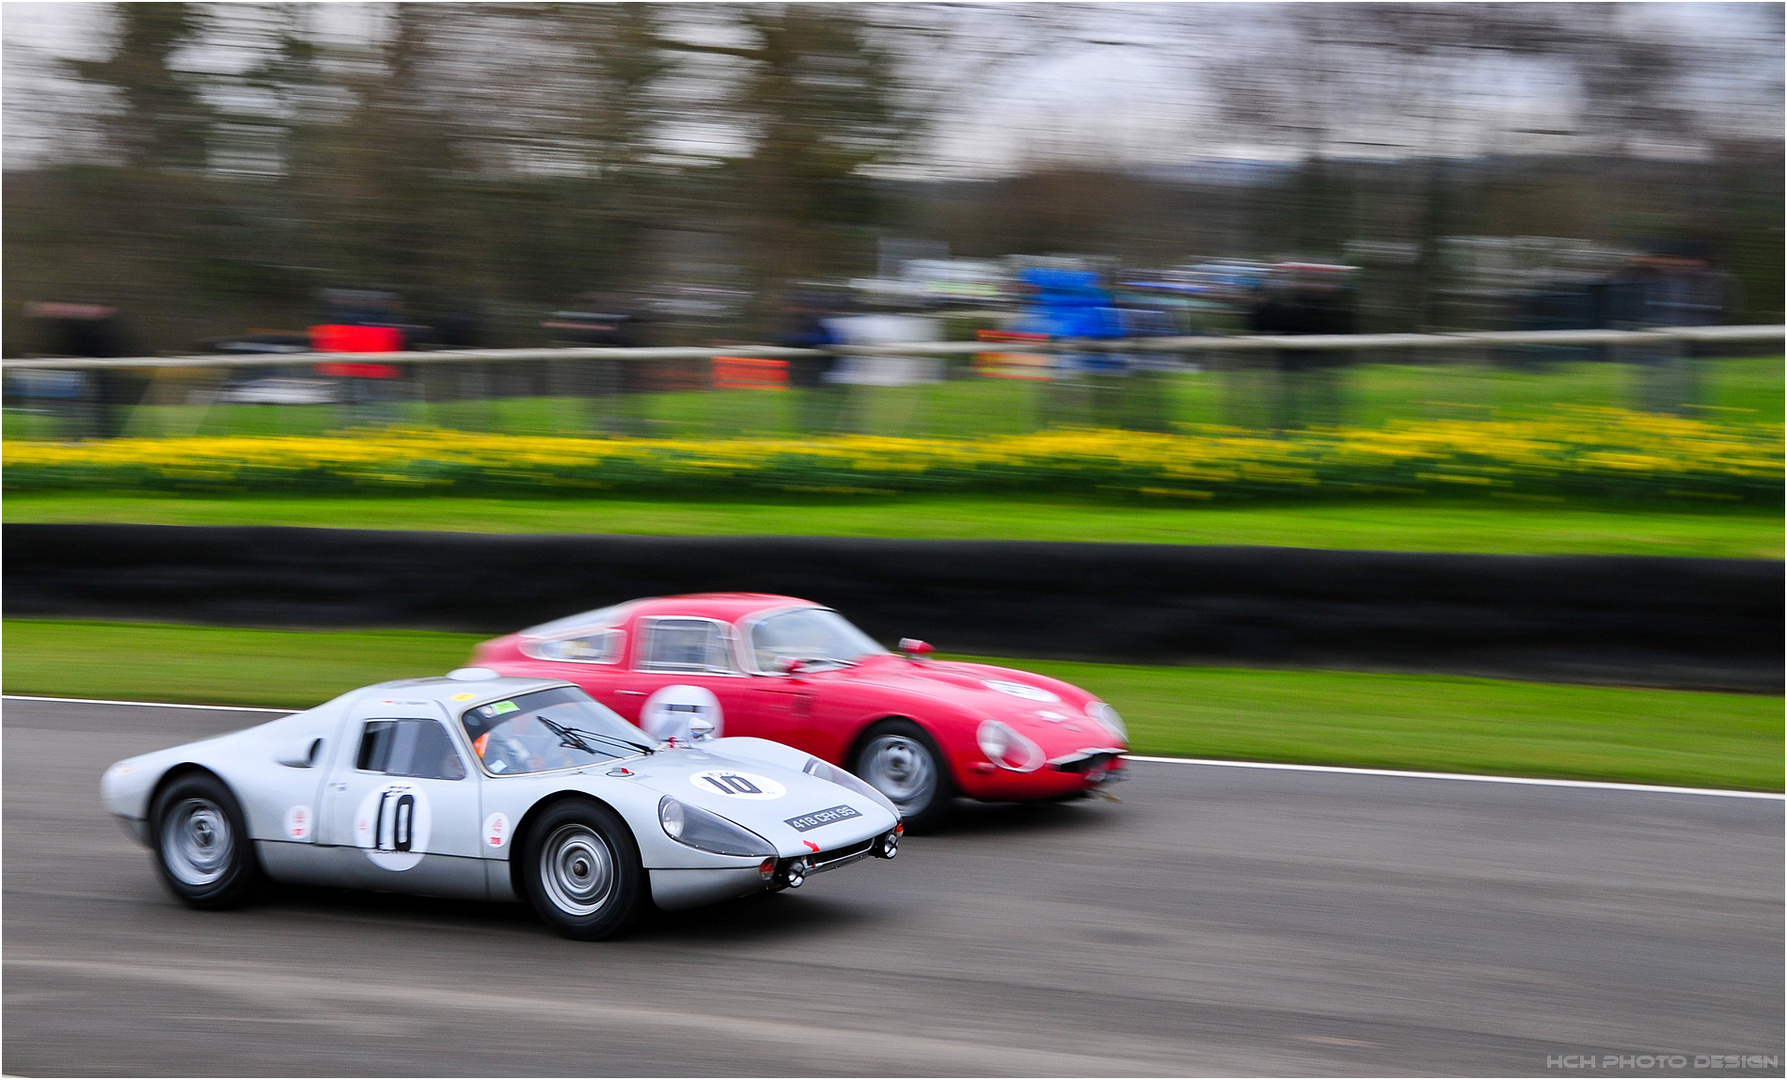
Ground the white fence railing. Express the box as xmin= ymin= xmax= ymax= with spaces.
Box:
xmin=2 ymin=324 xmax=1781 ymax=372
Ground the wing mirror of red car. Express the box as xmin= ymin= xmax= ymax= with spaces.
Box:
xmin=898 ymin=638 xmax=934 ymax=661
xmin=778 ymin=656 xmax=810 ymax=676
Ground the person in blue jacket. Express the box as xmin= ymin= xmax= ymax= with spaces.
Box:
xmin=1013 ymin=267 xmax=1167 ymax=428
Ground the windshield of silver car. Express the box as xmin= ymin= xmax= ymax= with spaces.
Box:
xmin=459 ymin=686 xmax=653 ymax=775
xmin=750 ymin=608 xmax=886 ymax=671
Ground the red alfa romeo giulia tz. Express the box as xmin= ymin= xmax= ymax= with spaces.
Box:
xmin=469 ymin=594 xmax=1128 ymax=829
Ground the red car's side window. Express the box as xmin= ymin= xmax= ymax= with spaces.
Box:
xmin=635 ymin=618 xmax=737 ymax=675
xmin=523 ymin=629 xmax=623 ymax=665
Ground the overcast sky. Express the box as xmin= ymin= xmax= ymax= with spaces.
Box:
xmin=3 ymin=2 xmax=1780 ymax=176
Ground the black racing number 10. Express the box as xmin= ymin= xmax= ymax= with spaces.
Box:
xmin=376 ymin=790 xmax=416 ymax=851
xmin=703 ymin=773 xmax=762 ymax=795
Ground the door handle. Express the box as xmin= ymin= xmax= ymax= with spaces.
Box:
xmin=617 ymin=690 xmax=646 ymax=696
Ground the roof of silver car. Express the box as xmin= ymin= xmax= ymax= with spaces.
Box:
xmin=356 ymin=673 xmax=571 ymax=706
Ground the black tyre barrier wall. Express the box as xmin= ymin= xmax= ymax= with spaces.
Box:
xmin=4 ymin=524 xmax=1780 ymax=692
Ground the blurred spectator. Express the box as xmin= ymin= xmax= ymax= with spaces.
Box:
xmin=778 ymin=287 xmax=850 ymax=432
xmin=541 ymin=293 xmax=654 ymax=433
xmin=312 ymin=289 xmax=410 ymax=424
xmin=1011 ymin=268 xmax=1137 ymax=429
xmin=1614 ymin=242 xmax=1734 ymax=414
xmin=21 ymin=300 xmax=140 ymax=438
xmin=1248 ymin=263 xmax=1357 ymax=431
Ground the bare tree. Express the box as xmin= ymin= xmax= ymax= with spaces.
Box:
xmin=64 ymin=3 xmax=214 ymax=170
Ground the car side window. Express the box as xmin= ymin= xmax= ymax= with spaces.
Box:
xmin=638 ymin=618 xmax=735 ymax=674
xmin=356 ymin=719 xmax=467 ymax=781
xmin=525 ymin=629 xmax=623 ymax=664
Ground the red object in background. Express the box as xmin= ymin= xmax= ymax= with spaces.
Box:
xmin=712 ymin=356 xmax=788 ymax=390
xmin=469 ymin=593 xmax=1130 ymax=829
xmin=973 ymin=329 xmax=1053 ymax=381
xmin=311 ymin=324 xmax=402 ymax=378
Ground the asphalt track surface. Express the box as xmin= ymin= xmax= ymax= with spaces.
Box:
xmin=4 ymin=699 xmax=1781 ymax=1077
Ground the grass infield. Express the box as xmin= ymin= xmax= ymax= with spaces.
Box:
xmin=5 ymin=493 xmax=1781 ymax=558
xmin=6 ymin=618 xmax=1778 ymax=793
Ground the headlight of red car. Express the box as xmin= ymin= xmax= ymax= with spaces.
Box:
xmin=1087 ymin=701 xmax=1128 ymax=744
xmin=977 ymin=720 xmax=1045 ymax=772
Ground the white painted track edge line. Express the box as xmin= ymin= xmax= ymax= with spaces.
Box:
xmin=4 ymin=695 xmax=1777 ymax=801
xmin=1125 ymin=755 xmax=1785 ymax=800
xmin=3 ymin=694 xmax=295 ymax=714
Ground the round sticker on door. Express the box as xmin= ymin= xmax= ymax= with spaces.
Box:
xmin=689 ymin=770 xmax=785 ymax=800
xmin=484 ymin=812 xmax=510 ymax=849
xmin=640 ymin=685 xmax=723 ymax=743
xmin=353 ymin=782 xmax=432 ymax=871
xmin=283 ymin=804 xmax=313 ymax=841
xmin=983 ymin=679 xmax=1059 ymax=702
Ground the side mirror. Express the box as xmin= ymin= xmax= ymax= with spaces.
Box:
xmin=778 ymin=656 xmax=810 ymax=676
xmin=898 ymin=638 xmax=934 ymax=660
xmin=688 ymin=717 xmax=715 ymax=741
xmin=275 ymin=736 xmax=323 ymax=769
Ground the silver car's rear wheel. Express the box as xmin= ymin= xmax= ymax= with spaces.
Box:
xmin=854 ymin=720 xmax=952 ymax=831
xmin=539 ymin=824 xmax=616 ymax=917
xmin=161 ymin=797 xmax=233 ymax=887
xmin=520 ymin=800 xmax=644 ymax=940
xmin=149 ymin=772 xmax=261 ymax=909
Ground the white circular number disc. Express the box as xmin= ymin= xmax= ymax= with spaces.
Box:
xmin=484 ymin=812 xmax=510 ymax=849
xmin=353 ymin=783 xmax=432 ymax=871
xmin=641 ymin=685 xmax=724 ymax=743
xmin=689 ymin=769 xmax=785 ymax=800
xmin=984 ymin=679 xmax=1059 ymax=702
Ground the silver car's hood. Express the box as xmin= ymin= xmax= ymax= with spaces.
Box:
xmin=614 ymin=745 xmax=897 ymax=854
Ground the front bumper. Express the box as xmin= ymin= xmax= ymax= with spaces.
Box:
xmin=956 ymin=750 xmax=1128 ymax=800
xmin=1049 ymin=748 xmax=1128 ymax=779
xmin=773 ymin=827 xmax=901 ymax=887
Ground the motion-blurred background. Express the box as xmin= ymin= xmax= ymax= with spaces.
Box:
xmin=4 ymin=3 xmax=1780 ymax=351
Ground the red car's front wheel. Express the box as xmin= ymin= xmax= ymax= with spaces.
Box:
xmin=854 ymin=720 xmax=953 ymax=832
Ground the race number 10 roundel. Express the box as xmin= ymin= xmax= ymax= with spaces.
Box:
xmin=354 ymin=782 xmax=432 ymax=871
xmin=689 ymin=770 xmax=786 ymax=800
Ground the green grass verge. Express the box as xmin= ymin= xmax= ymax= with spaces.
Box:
xmin=4 ymin=620 xmax=479 ymax=710
xmin=5 ymin=492 xmax=1780 ymax=558
xmin=5 ymin=619 xmax=1778 ymax=792
xmin=1003 ymin=655 xmax=1783 ymax=793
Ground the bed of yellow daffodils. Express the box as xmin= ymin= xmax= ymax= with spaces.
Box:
xmin=5 ymin=410 xmax=1779 ymax=503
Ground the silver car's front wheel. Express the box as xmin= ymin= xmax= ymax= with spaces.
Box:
xmin=150 ymin=772 xmax=261 ymax=909
xmin=854 ymin=720 xmax=952 ymax=831
xmin=520 ymin=800 xmax=643 ymax=940
xmin=539 ymin=824 xmax=616 ymax=917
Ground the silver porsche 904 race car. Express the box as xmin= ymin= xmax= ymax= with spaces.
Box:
xmin=100 ymin=670 xmax=902 ymax=939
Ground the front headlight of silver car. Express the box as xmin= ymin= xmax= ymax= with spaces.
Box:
xmin=1087 ymin=701 xmax=1128 ymax=743
xmin=804 ymin=756 xmax=901 ymax=819
xmin=658 ymin=797 xmax=775 ymax=858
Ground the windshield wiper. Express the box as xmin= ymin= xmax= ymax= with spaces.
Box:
xmin=538 ymin=716 xmax=655 ymax=756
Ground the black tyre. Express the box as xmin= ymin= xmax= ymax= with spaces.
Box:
xmin=149 ymin=771 xmax=262 ymax=910
xmin=853 ymin=719 xmax=953 ymax=832
xmin=519 ymin=799 xmax=645 ymax=940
